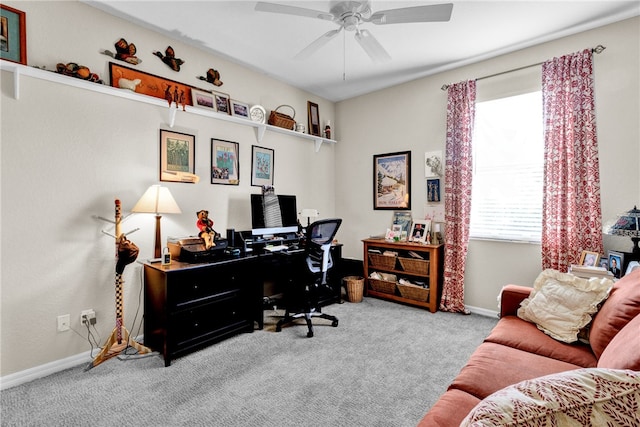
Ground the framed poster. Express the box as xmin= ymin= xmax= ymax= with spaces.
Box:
xmin=159 ymin=129 xmax=196 ymax=183
xmin=211 ymin=138 xmax=239 ymax=185
xmin=109 ymin=62 xmax=194 ymax=106
xmin=0 ymin=5 xmax=27 ymax=65
xmin=307 ymin=101 xmax=320 ymax=136
xmin=251 ymin=145 xmax=274 ymax=187
xmin=373 ymin=151 xmax=411 ymax=210
xmin=427 ymin=178 xmax=441 ymax=203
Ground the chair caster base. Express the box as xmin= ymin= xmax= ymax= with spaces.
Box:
xmin=332 ymin=320 xmax=338 ymax=327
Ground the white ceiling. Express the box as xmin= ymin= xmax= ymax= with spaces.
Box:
xmin=85 ymin=1 xmax=640 ymax=102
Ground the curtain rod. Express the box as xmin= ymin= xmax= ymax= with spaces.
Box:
xmin=440 ymin=44 xmax=606 ymax=91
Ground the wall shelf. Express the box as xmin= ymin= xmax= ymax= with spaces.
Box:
xmin=1 ymin=62 xmax=337 ymax=152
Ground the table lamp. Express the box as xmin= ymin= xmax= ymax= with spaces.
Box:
xmin=132 ymin=185 xmax=182 ymax=259
xmin=607 ymin=205 xmax=640 ymax=255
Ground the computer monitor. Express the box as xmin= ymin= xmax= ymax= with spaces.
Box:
xmin=250 ymin=194 xmax=299 ymax=238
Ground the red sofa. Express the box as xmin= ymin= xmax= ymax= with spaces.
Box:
xmin=419 ymin=268 xmax=640 ymax=426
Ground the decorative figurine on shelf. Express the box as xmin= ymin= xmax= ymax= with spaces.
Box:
xmin=153 ymin=46 xmax=184 ymax=71
xmin=197 ymin=68 xmax=223 ymax=86
xmin=102 ymin=38 xmax=142 ymax=65
xmin=324 ymin=120 xmax=331 ymax=139
xmin=55 ymin=62 xmax=103 ymax=83
xmin=196 ymin=210 xmax=219 ymax=249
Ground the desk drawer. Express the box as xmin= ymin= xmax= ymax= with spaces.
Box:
xmin=171 ymin=296 xmax=247 ymax=346
xmin=168 ymin=268 xmax=243 ymax=309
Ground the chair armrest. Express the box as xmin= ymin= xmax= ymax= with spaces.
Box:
xmin=499 ymin=284 xmax=533 ymax=318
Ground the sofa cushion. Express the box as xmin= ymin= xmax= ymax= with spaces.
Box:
xmin=485 ymin=316 xmax=597 ymax=367
xmin=517 ymin=269 xmax=613 ymax=343
xmin=589 ymin=268 xmax=640 ymax=359
xmin=417 ymin=389 xmax=480 ymax=427
xmin=449 ymin=342 xmax=581 ymax=400
xmin=459 ymin=368 xmax=640 ymax=426
xmin=597 ymin=313 xmax=640 ymax=370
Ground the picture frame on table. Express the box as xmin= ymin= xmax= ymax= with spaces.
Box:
xmin=607 ymin=251 xmax=624 ymax=279
xmin=212 ymin=90 xmax=231 ymax=114
xmin=159 ymin=129 xmax=196 ymax=183
xmin=211 ymin=138 xmax=239 ymax=185
xmin=190 ymin=88 xmax=216 ymax=111
xmin=373 ymin=151 xmax=411 ymax=210
xmin=579 ymin=250 xmax=600 ymax=267
xmin=0 ymin=4 xmax=27 ymax=65
xmin=392 ymin=211 xmax=413 ymax=241
xmin=410 ymin=220 xmax=431 ymax=243
xmin=598 ymin=256 xmax=609 ymax=270
xmin=251 ymin=145 xmax=274 ymax=187
xmin=230 ymin=100 xmax=250 ymax=118
xmin=307 ymin=101 xmax=320 ymax=136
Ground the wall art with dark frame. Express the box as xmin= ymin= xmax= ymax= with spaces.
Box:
xmin=251 ymin=145 xmax=274 ymax=187
xmin=307 ymin=101 xmax=320 ymax=136
xmin=427 ymin=178 xmax=441 ymax=203
xmin=211 ymin=138 xmax=239 ymax=185
xmin=373 ymin=151 xmax=411 ymax=210
xmin=159 ymin=129 xmax=196 ymax=183
xmin=0 ymin=4 xmax=27 ymax=65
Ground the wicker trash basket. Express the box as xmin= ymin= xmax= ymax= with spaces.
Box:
xmin=343 ymin=276 xmax=364 ymax=303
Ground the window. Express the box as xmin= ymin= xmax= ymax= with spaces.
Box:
xmin=470 ymin=91 xmax=543 ymax=242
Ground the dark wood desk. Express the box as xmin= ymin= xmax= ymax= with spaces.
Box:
xmin=143 ymin=245 xmax=343 ymax=366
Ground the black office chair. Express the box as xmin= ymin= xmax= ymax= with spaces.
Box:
xmin=276 ymin=218 xmax=342 ymax=337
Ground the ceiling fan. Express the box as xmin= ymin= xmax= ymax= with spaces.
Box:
xmin=255 ymin=1 xmax=453 ymax=63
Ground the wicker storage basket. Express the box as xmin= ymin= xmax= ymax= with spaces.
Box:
xmin=399 ymin=257 xmax=429 ymax=275
xmin=343 ymin=276 xmax=364 ymax=303
xmin=268 ymin=105 xmax=296 ymax=130
xmin=369 ymin=253 xmax=397 ymax=270
xmin=369 ymin=278 xmax=397 ymax=294
xmin=397 ymin=283 xmax=429 ymax=301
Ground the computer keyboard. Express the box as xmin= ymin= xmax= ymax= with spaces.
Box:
xmin=264 ymin=244 xmax=289 ymax=252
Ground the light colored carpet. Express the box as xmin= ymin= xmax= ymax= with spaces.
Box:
xmin=1 ymin=297 xmax=497 ymax=426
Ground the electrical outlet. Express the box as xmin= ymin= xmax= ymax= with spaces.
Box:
xmin=80 ymin=309 xmax=96 ymax=326
xmin=57 ymin=314 xmax=70 ymax=332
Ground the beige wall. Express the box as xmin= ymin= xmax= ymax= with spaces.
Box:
xmin=335 ymin=17 xmax=640 ymax=311
xmin=0 ymin=1 xmax=335 ymax=377
xmin=1 ymin=1 xmax=638 ymax=380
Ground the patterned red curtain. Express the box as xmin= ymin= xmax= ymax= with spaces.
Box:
xmin=441 ymin=80 xmax=476 ymax=313
xmin=541 ymin=49 xmax=603 ymax=271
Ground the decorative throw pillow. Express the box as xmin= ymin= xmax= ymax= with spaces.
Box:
xmin=460 ymin=368 xmax=640 ymax=427
xmin=517 ymin=269 xmax=613 ymax=343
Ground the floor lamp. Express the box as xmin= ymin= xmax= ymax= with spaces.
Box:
xmin=132 ymin=184 xmax=182 ymax=260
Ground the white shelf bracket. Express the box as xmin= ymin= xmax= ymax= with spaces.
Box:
xmin=255 ymin=125 xmax=266 ymax=143
xmin=314 ymin=138 xmax=323 ymax=152
xmin=168 ymin=107 xmax=177 ymax=128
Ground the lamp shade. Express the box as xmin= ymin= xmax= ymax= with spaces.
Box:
xmin=131 ymin=185 xmax=182 ymax=214
xmin=608 ymin=205 xmax=640 ymax=254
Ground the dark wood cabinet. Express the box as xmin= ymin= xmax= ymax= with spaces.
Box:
xmin=144 ymin=257 xmax=263 ymax=366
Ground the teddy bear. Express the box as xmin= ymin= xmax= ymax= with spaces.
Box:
xmin=196 ymin=210 xmax=218 ymax=249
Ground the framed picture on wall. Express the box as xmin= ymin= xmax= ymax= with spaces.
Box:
xmin=251 ymin=145 xmax=274 ymax=187
xmin=373 ymin=151 xmax=411 ymax=210
xmin=211 ymin=138 xmax=239 ymax=185
xmin=213 ymin=90 xmax=231 ymax=114
xmin=427 ymin=178 xmax=441 ymax=203
xmin=0 ymin=5 xmax=27 ymax=65
xmin=230 ymin=100 xmax=249 ymax=118
xmin=159 ymin=129 xmax=196 ymax=183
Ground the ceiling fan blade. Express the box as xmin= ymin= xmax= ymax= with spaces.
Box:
xmin=295 ymin=29 xmax=342 ymax=60
xmin=255 ymin=2 xmax=334 ymax=21
xmin=368 ymin=3 xmax=453 ymax=25
xmin=354 ymin=29 xmax=391 ymax=63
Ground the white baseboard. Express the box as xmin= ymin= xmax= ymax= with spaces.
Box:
xmin=0 ymin=350 xmax=92 ymax=390
xmin=466 ymin=305 xmax=499 ymax=318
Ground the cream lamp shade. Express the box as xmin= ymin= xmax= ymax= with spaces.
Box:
xmin=132 ymin=185 xmax=182 ymax=259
